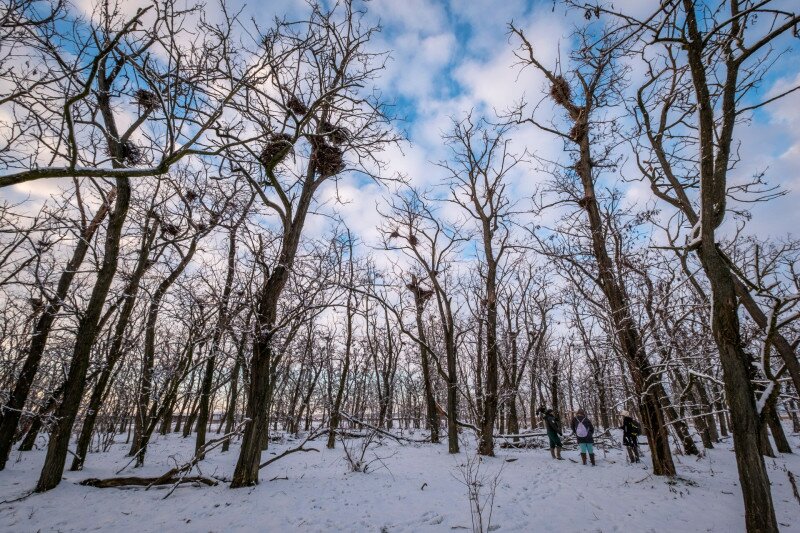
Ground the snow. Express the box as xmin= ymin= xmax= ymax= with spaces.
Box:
xmin=1 ymin=430 xmax=799 ymax=532
xmin=756 ymin=381 xmax=776 ymax=415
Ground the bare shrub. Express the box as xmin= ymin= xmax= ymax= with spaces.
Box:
xmin=453 ymin=454 xmax=503 ymax=533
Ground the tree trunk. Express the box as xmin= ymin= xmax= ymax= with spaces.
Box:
xmin=0 ymin=194 xmax=112 ymax=470
xmin=196 ymin=224 xmax=239 ymax=457
xmin=478 ymin=267 xmax=498 ymax=456
xmin=35 ymin=178 xmax=130 ymax=492
xmin=698 ymin=242 xmax=776 ymax=530
xmin=326 ymin=299 xmax=354 ymax=449
xmin=130 ymin=235 xmax=201 ymax=465
xmin=71 ymin=220 xmax=157 ymax=470
xmin=409 ymin=280 xmax=439 ymax=444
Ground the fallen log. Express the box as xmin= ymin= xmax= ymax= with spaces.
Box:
xmin=80 ymin=476 xmax=217 ymax=488
xmin=80 ymin=421 xmax=245 ymax=497
xmin=338 ymin=411 xmax=429 ymax=444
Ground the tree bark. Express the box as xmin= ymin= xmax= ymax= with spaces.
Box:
xmin=71 ymin=218 xmax=157 ymax=470
xmin=0 ymin=194 xmax=112 ymax=469
xmin=35 ymin=177 xmax=130 ymax=492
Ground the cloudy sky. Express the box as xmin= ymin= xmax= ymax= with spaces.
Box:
xmin=4 ymin=0 xmax=800 ymax=248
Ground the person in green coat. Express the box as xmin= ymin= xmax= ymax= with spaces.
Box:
xmin=538 ymin=407 xmax=564 ymax=460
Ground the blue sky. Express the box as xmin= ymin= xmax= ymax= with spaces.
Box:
xmin=4 ymin=0 xmax=800 ymax=246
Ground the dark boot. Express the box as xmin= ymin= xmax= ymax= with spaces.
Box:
xmin=556 ymin=447 xmax=564 ymax=460
xmin=589 ymin=453 xmax=596 ymax=466
xmin=580 ymin=453 xmax=587 ymax=465
xmin=550 ymin=448 xmax=556 ymax=459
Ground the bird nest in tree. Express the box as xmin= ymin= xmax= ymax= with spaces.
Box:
xmin=258 ymin=133 xmax=293 ymax=167
xmin=569 ymin=122 xmax=588 ymax=141
xmin=577 ymin=196 xmax=592 ymax=209
xmin=321 ymin=120 xmax=349 ymax=145
xmin=185 ymin=189 xmax=200 ymax=202
xmin=28 ymin=298 xmax=44 ymax=313
xmin=162 ymin=223 xmax=180 ymax=236
xmin=312 ymin=142 xmax=345 ymax=177
xmin=107 ymin=141 xmax=143 ymax=165
xmin=134 ymin=89 xmax=159 ymax=112
xmin=286 ymin=95 xmax=308 ymax=115
xmin=406 ymin=276 xmax=434 ymax=302
xmin=549 ymin=76 xmax=572 ymax=106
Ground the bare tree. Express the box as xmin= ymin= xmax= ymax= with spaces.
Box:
xmin=610 ymin=1 xmax=800 ymax=529
xmin=511 ymin=22 xmax=677 ymax=476
xmin=439 ymin=115 xmax=521 ymax=456
xmin=219 ymin=1 xmax=397 ymax=487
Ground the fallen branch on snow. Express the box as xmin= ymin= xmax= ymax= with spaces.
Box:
xmin=81 ymin=422 xmax=246 ymax=497
xmin=81 ymin=476 xmax=217 ymax=489
xmin=338 ymin=411 xmax=428 ymax=444
xmin=259 ymin=426 xmax=328 ymax=470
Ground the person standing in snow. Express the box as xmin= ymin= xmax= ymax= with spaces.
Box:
xmin=539 ymin=407 xmax=564 ymax=460
xmin=570 ymin=408 xmax=595 ymax=466
xmin=619 ymin=410 xmax=641 ymax=463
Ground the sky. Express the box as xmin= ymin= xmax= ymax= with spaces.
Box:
xmin=3 ymin=0 xmax=800 ymax=250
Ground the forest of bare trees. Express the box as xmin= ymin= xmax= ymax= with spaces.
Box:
xmin=0 ymin=1 xmax=799 ymax=532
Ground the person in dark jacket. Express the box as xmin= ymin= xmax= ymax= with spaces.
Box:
xmin=619 ymin=410 xmax=641 ymax=463
xmin=538 ymin=407 xmax=564 ymax=460
xmin=570 ymin=408 xmax=595 ymax=466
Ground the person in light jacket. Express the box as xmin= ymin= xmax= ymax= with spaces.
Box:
xmin=570 ymin=408 xmax=595 ymax=466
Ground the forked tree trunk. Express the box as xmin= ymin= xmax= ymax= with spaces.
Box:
xmin=0 ymin=195 xmax=112 ymax=470
xmin=71 ymin=219 xmax=157 ymax=471
xmin=327 ymin=288 xmax=355 ymax=449
xmin=35 ymin=178 xmax=131 ymax=492
xmin=408 ymin=279 xmax=439 ymax=444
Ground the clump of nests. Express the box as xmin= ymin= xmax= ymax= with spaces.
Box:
xmin=320 ymin=120 xmax=349 ymax=145
xmin=387 ymin=229 xmax=419 ymax=246
xmin=286 ymin=95 xmax=308 ymax=116
xmin=311 ymin=140 xmax=345 ymax=177
xmin=258 ymin=133 xmax=294 ymax=168
xmin=134 ymin=89 xmax=159 ymax=112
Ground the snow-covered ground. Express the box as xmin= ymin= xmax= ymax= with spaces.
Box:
xmin=0 ymin=429 xmax=798 ymax=532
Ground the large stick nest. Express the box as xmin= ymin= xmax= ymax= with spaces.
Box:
xmin=134 ymin=89 xmax=159 ymax=112
xmin=107 ymin=140 xmax=143 ymax=166
xmin=320 ymin=120 xmax=349 ymax=145
xmin=258 ymin=133 xmax=294 ymax=168
xmin=549 ymin=76 xmax=572 ymax=107
xmin=311 ymin=141 xmax=345 ymax=177
xmin=286 ymin=95 xmax=308 ymax=116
